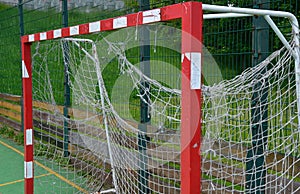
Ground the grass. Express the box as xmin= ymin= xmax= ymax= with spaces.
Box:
xmin=0 ymin=125 xmax=23 ymax=145
xmin=202 ymin=173 xmax=244 ymax=192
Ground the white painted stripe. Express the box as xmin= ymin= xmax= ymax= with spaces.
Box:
xmin=28 ymin=34 xmax=34 ymax=42
xmin=26 ymin=129 xmax=33 ymax=145
xmin=185 ymin=53 xmax=191 ymax=61
xmin=70 ymin=26 xmax=79 ymax=36
xmin=89 ymin=21 xmax=101 ymax=33
xmin=190 ymin=52 xmax=201 ymax=89
xmin=143 ymin=9 xmax=161 ymax=24
xmin=24 ymin=161 xmax=33 ymax=179
xmin=54 ymin=29 xmax=62 ymax=38
xmin=40 ymin=32 xmax=47 ymax=40
xmin=101 ymin=189 xmax=116 ymax=193
xmin=22 ymin=60 xmax=29 ymax=78
xmin=182 ymin=53 xmax=191 ymax=62
xmin=113 ymin=17 xmax=127 ymax=29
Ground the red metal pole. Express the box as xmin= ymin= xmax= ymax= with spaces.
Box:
xmin=181 ymin=2 xmax=203 ymax=194
xmin=22 ymin=38 xmax=34 ymax=194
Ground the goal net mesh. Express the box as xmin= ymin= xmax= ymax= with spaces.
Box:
xmin=30 ymin=23 xmax=300 ymax=193
xmin=201 ymin=40 xmax=300 ymax=193
xmin=31 ymin=25 xmax=182 ymax=193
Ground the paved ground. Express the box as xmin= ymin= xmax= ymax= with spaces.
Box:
xmin=0 ymin=136 xmax=87 ymax=194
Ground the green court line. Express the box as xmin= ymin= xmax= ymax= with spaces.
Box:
xmin=0 ymin=139 xmax=88 ymax=194
xmin=0 ymin=173 xmax=52 ymax=187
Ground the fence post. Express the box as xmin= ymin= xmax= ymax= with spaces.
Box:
xmin=138 ymin=0 xmax=150 ymax=193
xmin=62 ymin=0 xmax=70 ymax=157
xmin=18 ymin=0 xmax=24 ymax=133
xmin=246 ymin=0 xmax=270 ymax=193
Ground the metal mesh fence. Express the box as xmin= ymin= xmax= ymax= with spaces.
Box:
xmin=0 ymin=4 xmax=20 ymax=95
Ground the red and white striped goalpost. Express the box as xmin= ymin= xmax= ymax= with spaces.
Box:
xmin=22 ymin=2 xmax=203 ymax=193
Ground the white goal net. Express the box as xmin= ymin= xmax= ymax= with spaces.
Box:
xmin=202 ymin=41 xmax=300 ymax=193
xmin=31 ymin=26 xmax=183 ymax=193
xmin=31 ymin=30 xmax=300 ymax=193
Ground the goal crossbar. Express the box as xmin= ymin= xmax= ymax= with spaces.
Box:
xmin=22 ymin=4 xmax=299 ymax=56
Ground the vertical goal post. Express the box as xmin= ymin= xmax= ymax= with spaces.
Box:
xmin=21 ymin=1 xmax=300 ymax=194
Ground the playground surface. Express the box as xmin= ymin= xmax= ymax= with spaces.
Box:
xmin=0 ymin=135 xmax=87 ymax=194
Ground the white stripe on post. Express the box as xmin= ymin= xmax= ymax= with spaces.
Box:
xmin=143 ymin=9 xmax=161 ymax=24
xmin=181 ymin=54 xmax=185 ymax=62
xmin=89 ymin=21 xmax=101 ymax=33
xmin=40 ymin=32 xmax=47 ymax=40
xmin=24 ymin=161 xmax=33 ymax=179
xmin=113 ymin=17 xmax=127 ymax=29
xmin=190 ymin=52 xmax=201 ymax=89
xmin=54 ymin=29 xmax=62 ymax=38
xmin=28 ymin=34 xmax=35 ymax=42
xmin=185 ymin=52 xmax=191 ymax=61
xmin=22 ymin=60 xmax=29 ymax=78
xmin=70 ymin=26 xmax=79 ymax=36
xmin=26 ymin=129 xmax=33 ymax=145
